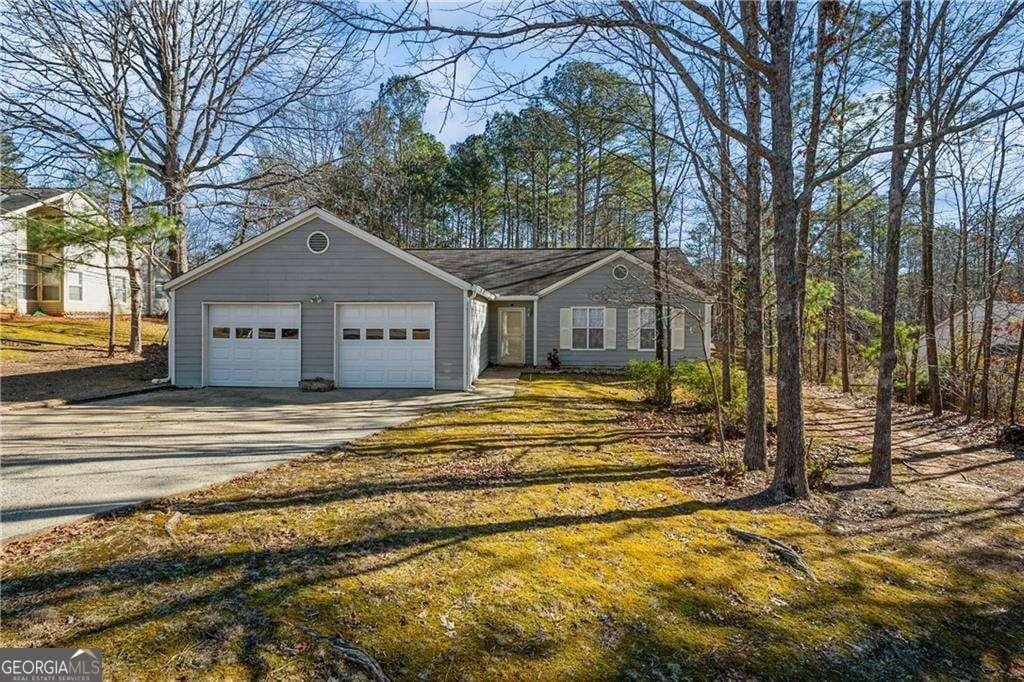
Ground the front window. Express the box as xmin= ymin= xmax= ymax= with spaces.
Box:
xmin=571 ymin=307 xmax=605 ymax=350
xmin=638 ymin=306 xmax=656 ymax=351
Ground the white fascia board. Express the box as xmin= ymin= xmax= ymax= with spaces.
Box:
xmin=536 ymin=251 xmax=631 ymax=297
xmin=537 ymin=249 xmax=710 ymax=302
xmin=164 ymin=207 xmax=495 ymax=297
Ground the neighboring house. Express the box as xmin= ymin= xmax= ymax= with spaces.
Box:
xmin=164 ymin=208 xmax=712 ymax=391
xmin=0 ymin=187 xmax=170 ymax=316
xmin=930 ymin=300 xmax=1024 ymax=357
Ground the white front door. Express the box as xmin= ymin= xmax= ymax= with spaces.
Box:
xmin=206 ymin=303 xmax=301 ymax=387
xmin=498 ymin=308 xmax=525 ymax=365
xmin=337 ymin=303 xmax=434 ymax=388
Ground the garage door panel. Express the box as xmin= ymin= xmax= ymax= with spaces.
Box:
xmin=206 ymin=303 xmax=300 ymax=388
xmin=408 ymin=348 xmax=432 ymax=362
xmin=337 ymin=303 xmax=434 ymax=388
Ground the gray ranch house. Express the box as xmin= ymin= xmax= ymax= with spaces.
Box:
xmin=164 ymin=208 xmax=712 ymax=391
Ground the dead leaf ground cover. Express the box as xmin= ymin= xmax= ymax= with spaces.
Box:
xmin=1 ymin=317 xmax=167 ymax=403
xmin=1 ymin=374 xmax=1022 ymax=679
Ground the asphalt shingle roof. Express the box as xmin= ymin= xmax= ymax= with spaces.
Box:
xmin=0 ymin=187 xmax=70 ymax=215
xmin=407 ymin=247 xmax=709 ymax=297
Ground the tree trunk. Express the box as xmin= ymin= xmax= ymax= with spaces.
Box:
xmin=125 ymin=239 xmax=143 ymax=355
xmin=716 ymin=17 xmax=733 ymax=403
xmin=165 ymin=181 xmax=189 ymax=277
xmin=104 ymin=240 xmax=116 ymax=358
xmin=919 ymin=143 xmax=942 ymax=415
xmin=907 ymin=290 xmax=923 ymax=405
xmin=741 ymin=0 xmax=767 ymax=471
xmin=647 ymin=52 xmax=667 ymax=390
xmin=766 ymin=1 xmax=808 ymax=499
xmin=1010 ymin=319 xmax=1024 ymax=424
xmin=980 ymin=285 xmax=995 ymax=419
xmin=795 ymin=1 xmax=829 ymax=354
xmin=834 ymin=170 xmax=851 ymax=393
xmin=870 ymin=0 xmax=913 ymax=488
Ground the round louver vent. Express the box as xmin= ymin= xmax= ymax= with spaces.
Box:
xmin=612 ymin=264 xmax=628 ymax=280
xmin=307 ymin=231 xmax=329 ymax=254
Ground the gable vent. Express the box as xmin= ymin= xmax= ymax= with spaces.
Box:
xmin=307 ymin=231 xmax=329 ymax=254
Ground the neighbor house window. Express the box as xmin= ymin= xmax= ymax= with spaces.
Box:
xmin=115 ymin=276 xmax=128 ymax=303
xmin=19 ymin=253 xmax=38 ymax=300
xmin=41 ymin=265 xmax=60 ymax=301
xmin=68 ymin=272 xmax=83 ymax=301
xmin=637 ymin=306 xmax=656 ymax=351
xmin=21 ymin=266 xmax=38 ymax=300
xmin=571 ymin=307 xmax=605 ymax=350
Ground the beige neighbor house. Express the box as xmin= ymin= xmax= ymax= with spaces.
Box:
xmin=0 ymin=188 xmax=168 ymax=317
xmin=929 ymin=300 xmax=1024 ymax=358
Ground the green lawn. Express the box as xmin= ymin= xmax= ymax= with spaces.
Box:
xmin=1 ymin=375 xmax=1020 ymax=679
xmin=0 ymin=317 xmax=166 ymax=348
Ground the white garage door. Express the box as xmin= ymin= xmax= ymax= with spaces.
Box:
xmin=207 ymin=303 xmax=301 ymax=387
xmin=338 ymin=303 xmax=434 ymax=388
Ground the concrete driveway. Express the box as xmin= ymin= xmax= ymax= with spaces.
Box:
xmin=1 ymin=371 xmax=516 ymax=540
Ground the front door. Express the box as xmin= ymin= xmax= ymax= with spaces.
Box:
xmin=498 ymin=308 xmax=525 ymax=365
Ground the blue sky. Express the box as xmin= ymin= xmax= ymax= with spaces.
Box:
xmin=355 ymin=3 xmax=574 ymax=145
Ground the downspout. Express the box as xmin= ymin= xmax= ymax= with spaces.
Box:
xmin=463 ymin=290 xmax=470 ymax=390
xmin=532 ymin=296 xmax=539 ymax=367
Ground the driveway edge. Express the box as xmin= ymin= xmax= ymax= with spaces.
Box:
xmin=2 ymin=384 xmax=176 ymax=412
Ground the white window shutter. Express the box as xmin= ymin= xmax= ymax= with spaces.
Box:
xmin=604 ymin=307 xmax=617 ymax=350
xmin=626 ymin=307 xmax=640 ymax=350
xmin=671 ymin=307 xmax=686 ymax=351
xmin=559 ymin=308 xmax=572 ymax=349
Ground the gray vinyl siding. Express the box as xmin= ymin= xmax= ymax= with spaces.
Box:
xmin=538 ymin=256 xmax=707 ymax=369
xmin=488 ymin=300 xmax=535 ymax=365
xmin=172 ymin=217 xmax=466 ymax=389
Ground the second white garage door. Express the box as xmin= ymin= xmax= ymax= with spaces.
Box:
xmin=207 ymin=303 xmax=301 ymax=387
xmin=337 ymin=303 xmax=434 ymax=388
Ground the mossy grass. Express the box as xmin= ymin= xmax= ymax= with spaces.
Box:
xmin=1 ymin=375 xmax=1020 ymax=679
xmin=0 ymin=317 xmax=165 ymax=347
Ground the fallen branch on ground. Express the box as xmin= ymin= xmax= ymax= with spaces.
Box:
xmin=300 ymin=625 xmax=390 ymax=681
xmin=728 ymin=526 xmax=816 ymax=581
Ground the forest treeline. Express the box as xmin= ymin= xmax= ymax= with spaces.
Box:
xmin=237 ymin=63 xmax=671 ymax=251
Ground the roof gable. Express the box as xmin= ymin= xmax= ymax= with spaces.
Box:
xmin=164 ymin=208 xmax=487 ymax=294
xmin=0 ymin=188 xmax=98 ymax=216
